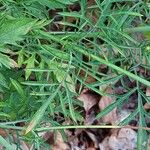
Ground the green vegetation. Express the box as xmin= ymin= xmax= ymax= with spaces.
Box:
xmin=0 ymin=0 xmax=150 ymax=149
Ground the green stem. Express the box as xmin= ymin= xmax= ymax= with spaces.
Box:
xmin=36 ymin=125 xmax=121 ymax=132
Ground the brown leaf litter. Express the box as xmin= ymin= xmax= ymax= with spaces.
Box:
xmin=98 ymin=87 xmax=118 ymax=125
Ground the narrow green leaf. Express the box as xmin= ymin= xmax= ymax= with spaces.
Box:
xmin=25 ymin=54 xmax=35 ymax=80
xmin=0 ymin=73 xmax=8 ymax=88
xmin=126 ymin=26 xmax=150 ymax=32
xmin=10 ymin=78 xmax=25 ymax=99
xmin=0 ymin=136 xmax=15 ymax=150
xmin=25 ymin=86 xmax=60 ymax=134
xmin=96 ymin=88 xmax=136 ymax=119
xmin=41 ymin=45 xmax=70 ymax=60
xmin=119 ymin=109 xmax=139 ymax=126
xmin=65 ymin=82 xmax=77 ymax=123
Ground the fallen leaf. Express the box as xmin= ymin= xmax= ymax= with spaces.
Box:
xmin=144 ymin=87 xmax=150 ymax=110
xmin=116 ymin=110 xmax=131 ymax=124
xmin=85 ymin=131 xmax=99 ymax=148
xmin=0 ymin=128 xmax=7 ymax=137
xmin=79 ymin=70 xmax=96 ymax=84
xmin=52 ymin=131 xmax=70 ymax=150
xmin=99 ymin=128 xmax=137 ymax=150
xmin=78 ymin=89 xmax=99 ymax=112
xmin=109 ymin=128 xmax=137 ymax=150
xmin=144 ymin=103 xmax=150 ymax=110
xmin=99 ymin=137 xmax=111 ymax=150
xmin=84 ymin=110 xmax=95 ymax=125
xmin=146 ymin=87 xmax=150 ymax=96
xmin=87 ymin=147 xmax=96 ymax=150
xmin=98 ymin=87 xmax=117 ymax=124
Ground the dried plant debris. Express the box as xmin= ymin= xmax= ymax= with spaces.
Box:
xmin=98 ymin=87 xmax=118 ymax=125
xmin=144 ymin=87 xmax=150 ymax=110
xmin=99 ymin=128 xmax=137 ymax=150
xmin=78 ymin=89 xmax=99 ymax=113
xmin=52 ymin=131 xmax=70 ymax=150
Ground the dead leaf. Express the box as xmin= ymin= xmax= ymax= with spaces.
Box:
xmin=116 ymin=110 xmax=131 ymax=124
xmin=99 ymin=128 xmax=137 ymax=150
xmin=146 ymin=87 xmax=150 ymax=96
xmin=109 ymin=128 xmax=137 ymax=150
xmin=87 ymin=148 xmax=96 ymax=150
xmin=52 ymin=131 xmax=70 ymax=150
xmin=85 ymin=131 xmax=99 ymax=148
xmin=0 ymin=128 xmax=7 ymax=137
xmin=84 ymin=110 xmax=95 ymax=125
xmin=78 ymin=89 xmax=99 ymax=112
xmin=79 ymin=70 xmax=96 ymax=84
xmin=98 ymin=87 xmax=117 ymax=124
xmin=144 ymin=87 xmax=150 ymax=110
xmin=99 ymin=137 xmax=111 ymax=150
xmin=144 ymin=103 xmax=150 ymax=110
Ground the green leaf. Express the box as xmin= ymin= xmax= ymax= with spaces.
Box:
xmin=25 ymin=86 xmax=60 ymax=134
xmin=10 ymin=78 xmax=25 ymax=99
xmin=0 ymin=53 xmax=17 ymax=68
xmin=96 ymin=88 xmax=136 ymax=119
xmin=56 ymin=0 xmax=78 ymax=5
xmin=25 ymin=54 xmax=35 ymax=80
xmin=38 ymin=0 xmax=65 ymax=8
xmin=0 ymin=17 xmax=36 ymax=45
xmin=55 ymin=70 xmax=76 ymax=93
xmin=65 ymin=82 xmax=77 ymax=123
xmin=137 ymin=113 xmax=148 ymax=149
xmin=137 ymin=93 xmax=148 ymax=149
xmin=0 ymin=136 xmax=15 ymax=150
xmin=0 ymin=73 xmax=8 ymax=89
xmin=39 ymin=30 xmax=150 ymax=87
xmin=17 ymin=50 xmax=24 ymax=67
xmin=41 ymin=45 xmax=70 ymax=60
xmin=119 ymin=109 xmax=139 ymax=126
xmin=126 ymin=26 xmax=150 ymax=32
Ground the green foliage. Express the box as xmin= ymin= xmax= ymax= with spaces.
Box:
xmin=0 ymin=17 xmax=36 ymax=45
xmin=0 ymin=0 xmax=150 ymax=149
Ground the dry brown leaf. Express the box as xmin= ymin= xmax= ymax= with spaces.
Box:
xmin=79 ymin=70 xmax=96 ymax=84
xmin=99 ymin=137 xmax=111 ymax=150
xmin=144 ymin=103 xmax=150 ymax=110
xmin=84 ymin=110 xmax=95 ymax=125
xmin=87 ymin=147 xmax=96 ymax=150
xmin=52 ymin=131 xmax=70 ymax=150
xmin=85 ymin=131 xmax=99 ymax=148
xmin=144 ymin=87 xmax=150 ymax=110
xmin=0 ymin=128 xmax=7 ymax=137
xmin=78 ymin=89 xmax=99 ymax=112
xmin=109 ymin=128 xmax=137 ymax=150
xmin=98 ymin=87 xmax=117 ymax=124
xmin=99 ymin=128 xmax=137 ymax=150
xmin=146 ymin=87 xmax=150 ymax=96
